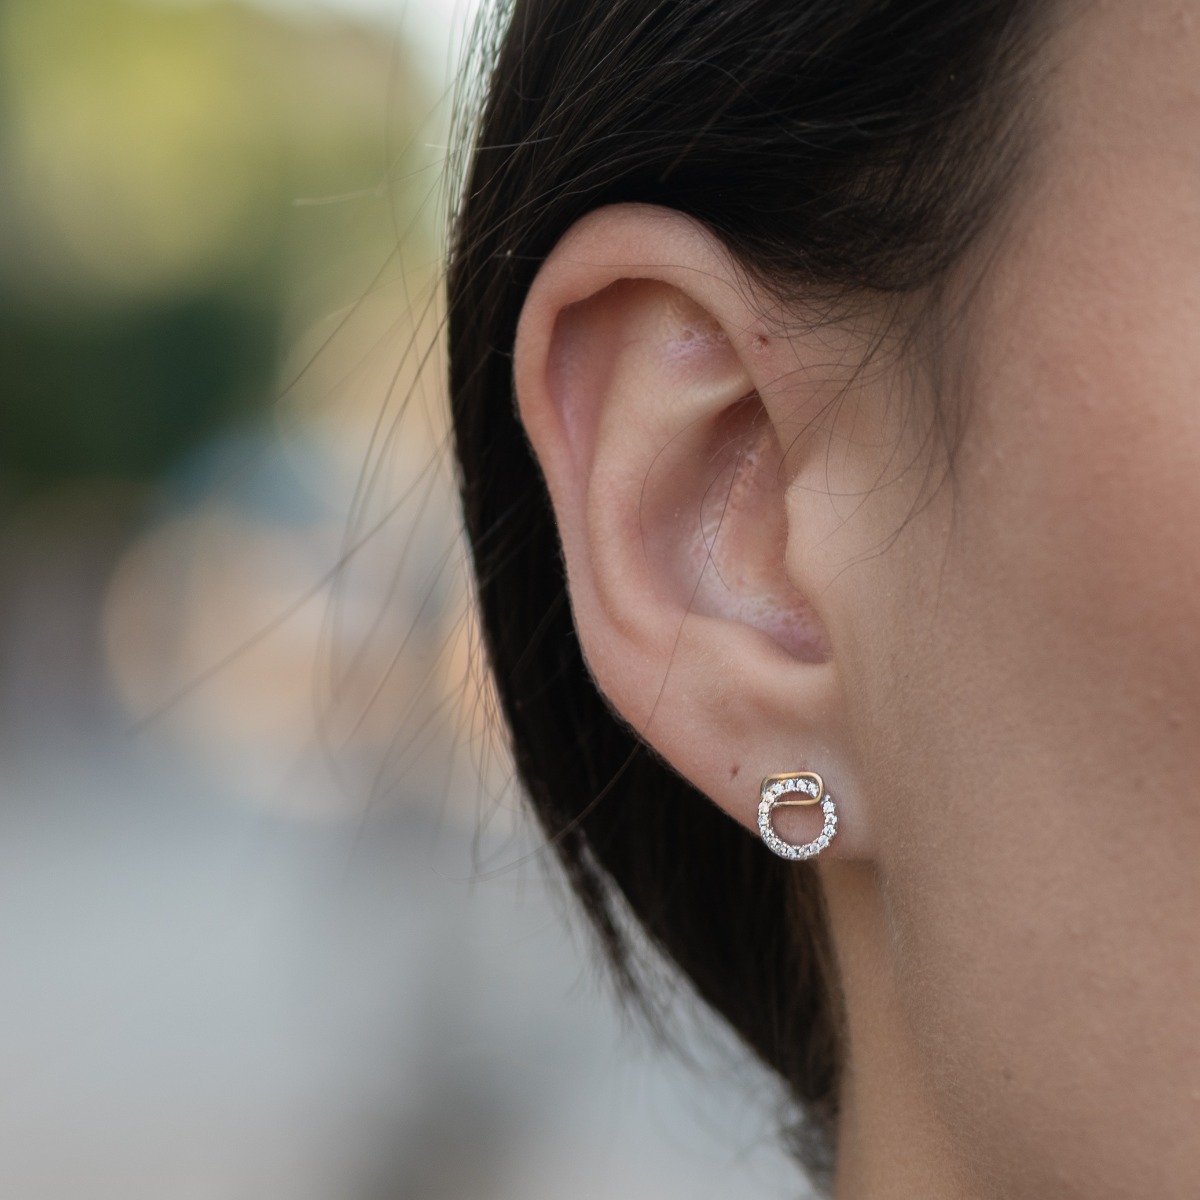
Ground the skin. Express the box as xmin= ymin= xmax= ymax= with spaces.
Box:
xmin=512 ymin=1 xmax=1200 ymax=1196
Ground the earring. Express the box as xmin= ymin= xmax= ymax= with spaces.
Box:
xmin=758 ymin=771 xmax=838 ymax=861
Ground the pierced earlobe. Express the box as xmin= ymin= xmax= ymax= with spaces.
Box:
xmin=758 ymin=771 xmax=838 ymax=861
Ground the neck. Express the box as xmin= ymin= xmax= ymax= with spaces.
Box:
xmin=821 ymin=862 xmax=971 ymax=1200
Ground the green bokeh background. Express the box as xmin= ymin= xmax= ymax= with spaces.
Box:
xmin=0 ymin=0 xmax=433 ymax=493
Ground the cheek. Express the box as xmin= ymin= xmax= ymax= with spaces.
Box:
xmin=964 ymin=328 xmax=1200 ymax=727
xmin=854 ymin=238 xmax=1200 ymax=1194
xmin=837 ymin=5 xmax=1200 ymax=1189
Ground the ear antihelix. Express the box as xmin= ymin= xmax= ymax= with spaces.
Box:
xmin=674 ymin=394 xmax=830 ymax=663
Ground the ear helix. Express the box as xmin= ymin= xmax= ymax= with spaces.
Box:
xmin=758 ymin=771 xmax=838 ymax=860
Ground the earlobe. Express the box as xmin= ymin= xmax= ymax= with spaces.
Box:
xmin=514 ymin=203 xmax=871 ymax=858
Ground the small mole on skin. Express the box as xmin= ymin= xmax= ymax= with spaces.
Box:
xmin=753 ymin=335 xmax=769 ymax=352
xmin=730 ymin=764 xmax=740 ymax=780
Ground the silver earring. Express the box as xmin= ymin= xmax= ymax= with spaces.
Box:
xmin=758 ymin=771 xmax=838 ymax=860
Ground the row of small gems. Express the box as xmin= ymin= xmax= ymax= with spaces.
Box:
xmin=757 ymin=775 xmax=839 ymax=861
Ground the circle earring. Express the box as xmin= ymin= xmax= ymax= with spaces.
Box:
xmin=758 ymin=771 xmax=838 ymax=861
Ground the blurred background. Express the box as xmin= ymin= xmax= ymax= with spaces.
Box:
xmin=0 ymin=0 xmax=813 ymax=1196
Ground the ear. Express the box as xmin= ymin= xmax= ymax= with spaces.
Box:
xmin=514 ymin=204 xmax=893 ymax=859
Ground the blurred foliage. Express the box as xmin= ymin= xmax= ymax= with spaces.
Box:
xmin=0 ymin=0 xmax=433 ymax=491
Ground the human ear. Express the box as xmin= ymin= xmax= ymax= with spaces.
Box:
xmin=514 ymin=204 xmax=887 ymax=857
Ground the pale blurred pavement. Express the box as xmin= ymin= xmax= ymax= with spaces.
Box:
xmin=0 ymin=426 xmax=810 ymax=1198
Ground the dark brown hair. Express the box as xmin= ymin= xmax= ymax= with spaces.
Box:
xmin=447 ymin=0 xmax=1049 ymax=1178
